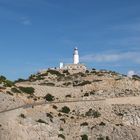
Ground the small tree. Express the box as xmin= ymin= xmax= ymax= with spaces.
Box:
xmin=44 ymin=94 xmax=55 ymax=101
xmin=81 ymin=134 xmax=88 ymax=140
xmin=60 ymin=106 xmax=70 ymax=114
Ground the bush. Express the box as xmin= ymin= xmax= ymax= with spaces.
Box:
xmin=0 ymin=76 xmax=6 ymax=81
xmin=99 ymin=122 xmax=106 ymax=126
xmin=19 ymin=87 xmax=35 ymax=95
xmin=58 ymin=134 xmax=65 ymax=139
xmin=48 ymin=69 xmax=64 ymax=77
xmin=14 ymin=78 xmax=27 ymax=83
xmin=20 ymin=113 xmax=26 ymax=118
xmin=52 ymin=105 xmax=58 ymax=109
xmin=84 ymin=93 xmax=89 ymax=97
xmin=63 ymin=70 xmax=70 ymax=75
xmin=60 ymin=106 xmax=70 ymax=114
xmin=85 ymin=109 xmax=101 ymax=118
xmin=36 ymin=119 xmax=47 ymax=124
xmin=46 ymin=82 xmax=55 ymax=86
xmin=63 ymin=82 xmax=72 ymax=86
xmin=65 ymin=94 xmax=71 ymax=98
xmin=44 ymin=94 xmax=55 ymax=101
xmin=11 ymin=88 xmax=21 ymax=93
xmin=132 ymin=75 xmax=140 ymax=81
xmin=81 ymin=134 xmax=88 ymax=140
xmin=6 ymin=91 xmax=13 ymax=96
xmin=4 ymin=80 xmax=14 ymax=87
xmin=80 ymin=122 xmax=88 ymax=126
xmin=73 ymin=81 xmax=91 ymax=87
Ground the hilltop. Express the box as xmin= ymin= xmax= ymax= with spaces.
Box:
xmin=0 ymin=69 xmax=140 ymax=140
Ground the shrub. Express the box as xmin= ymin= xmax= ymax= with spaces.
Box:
xmin=99 ymin=122 xmax=106 ymax=126
xmin=60 ymin=128 xmax=64 ymax=131
xmin=4 ymin=80 xmax=14 ymax=87
xmin=42 ymin=82 xmax=55 ymax=86
xmin=60 ymin=118 xmax=66 ymax=123
xmin=0 ymin=76 xmax=6 ymax=81
xmin=52 ymin=105 xmax=58 ymax=109
xmin=81 ymin=134 xmax=88 ymax=140
xmin=48 ymin=69 xmax=64 ymax=77
xmin=63 ymin=70 xmax=70 ymax=75
xmin=63 ymin=82 xmax=72 ymax=86
xmin=65 ymin=94 xmax=71 ymax=98
xmin=80 ymin=122 xmax=88 ymax=126
xmin=14 ymin=78 xmax=27 ymax=83
xmin=46 ymin=113 xmax=53 ymax=118
xmin=74 ymin=81 xmax=91 ymax=87
xmin=58 ymin=134 xmax=65 ymax=140
xmin=11 ymin=88 xmax=21 ymax=93
xmin=20 ymin=113 xmax=26 ymax=118
xmin=97 ymin=137 xmax=104 ymax=140
xmin=19 ymin=87 xmax=35 ymax=95
xmin=44 ymin=94 xmax=55 ymax=101
xmin=84 ymin=93 xmax=89 ymax=97
xmin=60 ymin=106 xmax=70 ymax=114
xmin=36 ymin=119 xmax=47 ymax=124
xmin=132 ymin=75 xmax=140 ymax=81
xmin=85 ymin=109 xmax=101 ymax=118
xmin=6 ymin=91 xmax=13 ymax=96
xmin=92 ymin=80 xmax=102 ymax=82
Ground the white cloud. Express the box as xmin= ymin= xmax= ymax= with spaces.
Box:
xmin=127 ymin=70 xmax=135 ymax=77
xmin=80 ymin=51 xmax=140 ymax=64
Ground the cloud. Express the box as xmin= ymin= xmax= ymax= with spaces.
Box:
xmin=127 ymin=70 xmax=135 ymax=77
xmin=20 ymin=17 xmax=32 ymax=25
xmin=80 ymin=51 xmax=140 ymax=64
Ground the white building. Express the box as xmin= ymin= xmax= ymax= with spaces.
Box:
xmin=60 ymin=48 xmax=86 ymax=72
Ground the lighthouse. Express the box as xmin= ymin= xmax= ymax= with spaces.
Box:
xmin=73 ymin=47 xmax=79 ymax=64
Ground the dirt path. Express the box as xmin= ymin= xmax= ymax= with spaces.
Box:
xmin=106 ymin=96 xmax=140 ymax=105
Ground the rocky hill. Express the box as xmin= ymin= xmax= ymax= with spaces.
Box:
xmin=0 ymin=69 xmax=140 ymax=140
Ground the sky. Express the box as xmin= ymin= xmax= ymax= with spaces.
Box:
xmin=0 ymin=0 xmax=140 ymax=80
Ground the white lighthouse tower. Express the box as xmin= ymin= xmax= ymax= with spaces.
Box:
xmin=73 ymin=47 xmax=79 ymax=64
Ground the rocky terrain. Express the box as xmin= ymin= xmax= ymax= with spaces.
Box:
xmin=0 ymin=69 xmax=140 ymax=140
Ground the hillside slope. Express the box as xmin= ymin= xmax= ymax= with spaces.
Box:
xmin=0 ymin=69 xmax=140 ymax=140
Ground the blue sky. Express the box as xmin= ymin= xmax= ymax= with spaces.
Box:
xmin=0 ymin=0 xmax=140 ymax=80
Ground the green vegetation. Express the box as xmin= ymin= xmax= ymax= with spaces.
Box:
xmin=11 ymin=87 xmax=21 ymax=93
xmin=52 ymin=105 xmax=58 ymax=109
xmin=40 ymin=82 xmax=55 ymax=86
xmin=0 ymin=75 xmax=14 ymax=87
xmin=29 ymin=74 xmax=45 ymax=81
xmin=19 ymin=87 xmax=35 ymax=95
xmin=60 ymin=118 xmax=66 ymax=123
xmin=81 ymin=134 xmax=88 ymax=140
xmin=36 ymin=119 xmax=47 ymax=124
xmin=65 ymin=94 xmax=71 ymax=98
xmin=60 ymin=106 xmax=70 ymax=114
xmin=85 ymin=109 xmax=101 ymax=118
xmin=73 ymin=81 xmax=91 ymax=87
xmin=46 ymin=113 xmax=53 ymax=122
xmin=44 ymin=94 xmax=55 ymax=101
xmin=48 ymin=69 xmax=65 ymax=77
xmin=63 ymin=82 xmax=72 ymax=86
xmin=58 ymin=134 xmax=65 ymax=140
xmin=132 ymin=75 xmax=140 ymax=81
xmin=80 ymin=122 xmax=88 ymax=126
xmin=14 ymin=78 xmax=27 ymax=83
xmin=63 ymin=70 xmax=70 ymax=75
xmin=6 ymin=91 xmax=13 ymax=96
xmin=84 ymin=93 xmax=89 ymax=97
xmin=60 ymin=128 xmax=64 ymax=131
xmin=20 ymin=113 xmax=26 ymax=118
xmin=99 ymin=122 xmax=106 ymax=126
